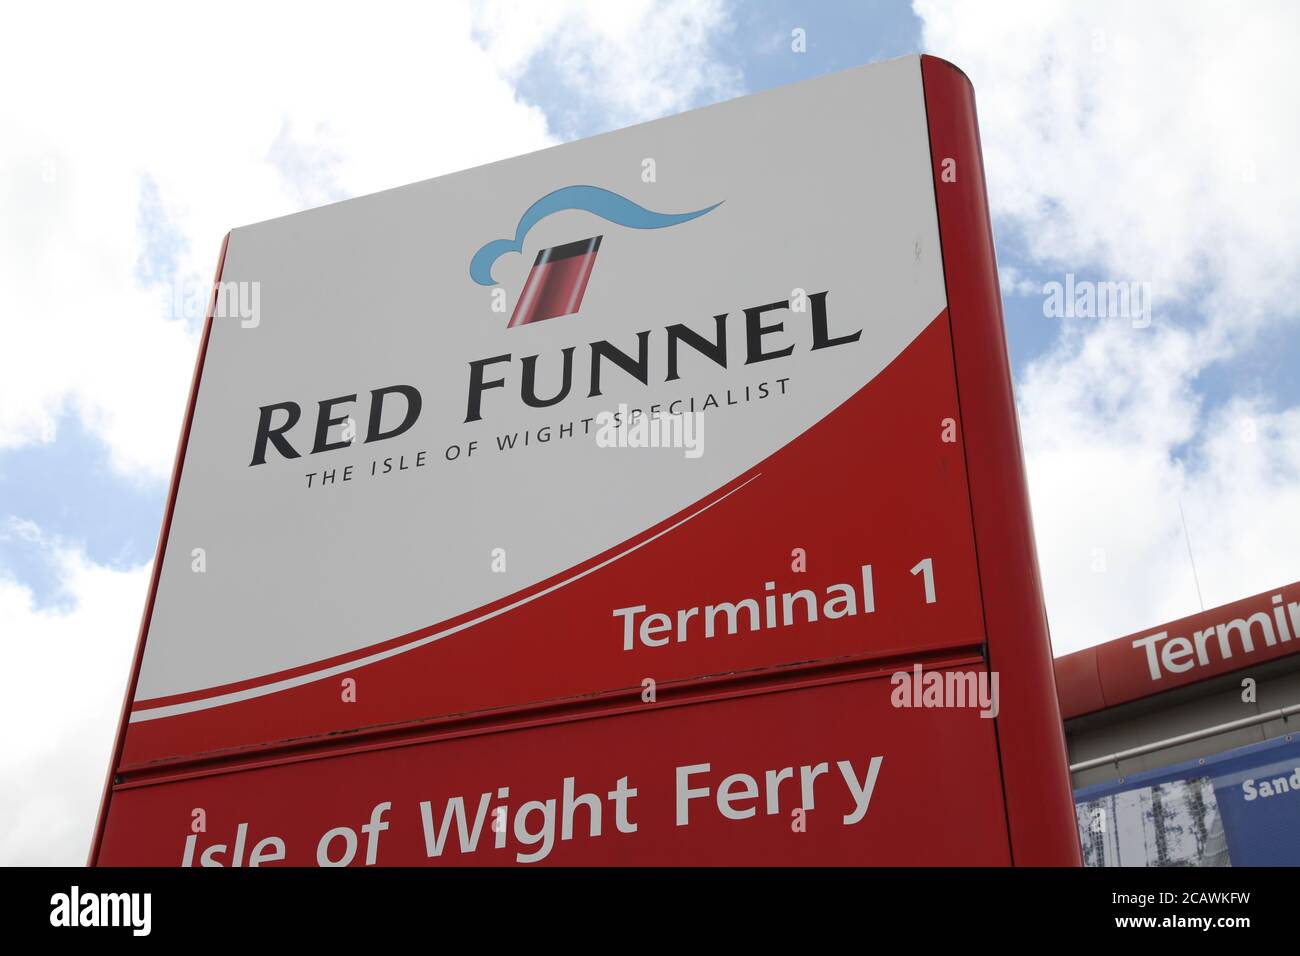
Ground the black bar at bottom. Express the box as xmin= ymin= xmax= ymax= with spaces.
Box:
xmin=11 ymin=866 xmax=1284 ymax=942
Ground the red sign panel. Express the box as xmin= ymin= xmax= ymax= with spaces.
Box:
xmin=100 ymin=666 xmax=1011 ymax=866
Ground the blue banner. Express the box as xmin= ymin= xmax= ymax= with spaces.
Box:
xmin=1074 ymin=733 xmax=1300 ymax=867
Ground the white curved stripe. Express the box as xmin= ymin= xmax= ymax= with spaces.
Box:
xmin=130 ymin=473 xmax=762 ymax=723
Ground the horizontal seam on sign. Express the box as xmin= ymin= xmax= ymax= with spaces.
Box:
xmin=117 ymin=648 xmax=990 ymax=787
xmin=130 ymin=471 xmax=763 ymax=723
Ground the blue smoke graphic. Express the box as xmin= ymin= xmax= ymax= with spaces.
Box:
xmin=469 ymin=185 xmax=721 ymax=286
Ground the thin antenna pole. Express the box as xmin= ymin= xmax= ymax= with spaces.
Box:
xmin=1178 ymin=497 xmax=1205 ymax=611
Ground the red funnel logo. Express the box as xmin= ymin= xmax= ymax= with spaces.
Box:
xmin=509 ymin=236 xmax=602 ymax=328
xmin=470 ymin=187 xmax=720 ymax=328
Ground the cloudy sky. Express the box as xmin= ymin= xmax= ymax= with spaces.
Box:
xmin=2 ymin=0 xmax=1298 ymax=864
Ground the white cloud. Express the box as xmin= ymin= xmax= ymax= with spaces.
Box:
xmin=915 ymin=1 xmax=1300 ymax=651
xmin=998 ymin=265 xmax=1041 ymax=297
xmin=918 ymin=0 xmax=1300 ymax=325
xmin=1016 ymin=320 xmax=1300 ymax=653
xmin=0 ymin=0 xmax=558 ymax=481
xmin=473 ymin=0 xmax=742 ymax=127
xmin=0 ymin=525 xmax=149 ymax=864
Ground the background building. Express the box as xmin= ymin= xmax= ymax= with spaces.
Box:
xmin=1056 ymin=582 xmax=1300 ymax=866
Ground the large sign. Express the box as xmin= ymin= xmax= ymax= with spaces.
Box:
xmin=93 ymin=55 xmax=1079 ymax=865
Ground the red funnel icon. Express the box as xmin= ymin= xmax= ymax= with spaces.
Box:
xmin=509 ymin=236 xmax=602 ymax=328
